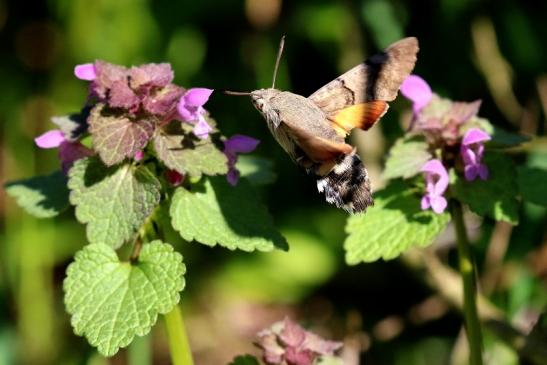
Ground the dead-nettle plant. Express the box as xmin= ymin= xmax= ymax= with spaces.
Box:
xmin=229 ymin=317 xmax=345 ymax=365
xmin=6 ymin=59 xmax=546 ymax=365
xmin=5 ymin=61 xmax=289 ymax=361
xmin=342 ymin=74 xmax=546 ymax=365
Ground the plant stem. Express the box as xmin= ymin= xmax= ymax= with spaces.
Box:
xmin=164 ymin=304 xmax=194 ymax=365
xmin=128 ymin=333 xmax=151 ymax=365
xmin=452 ymin=200 xmax=483 ymax=365
xmin=130 ymin=239 xmax=143 ymax=262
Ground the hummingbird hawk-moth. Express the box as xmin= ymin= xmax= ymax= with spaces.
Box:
xmin=225 ymin=37 xmax=419 ymax=213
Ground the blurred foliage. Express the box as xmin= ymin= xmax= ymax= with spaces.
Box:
xmin=1 ymin=0 xmax=546 ymax=364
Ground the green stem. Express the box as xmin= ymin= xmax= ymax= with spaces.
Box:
xmin=128 ymin=333 xmax=151 ymax=365
xmin=164 ymin=304 xmax=194 ymax=365
xmin=452 ymin=201 xmax=483 ymax=365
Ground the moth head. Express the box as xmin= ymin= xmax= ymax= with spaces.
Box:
xmin=250 ymin=88 xmax=282 ymax=128
xmin=250 ymin=88 xmax=279 ymax=110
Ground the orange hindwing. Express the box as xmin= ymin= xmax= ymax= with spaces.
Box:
xmin=329 ymin=101 xmax=389 ymax=137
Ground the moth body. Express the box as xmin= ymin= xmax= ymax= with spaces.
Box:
xmin=228 ymin=37 xmax=419 ymax=213
xmin=251 ymin=88 xmax=372 ymax=213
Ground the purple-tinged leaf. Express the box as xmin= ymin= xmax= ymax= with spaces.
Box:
xmin=129 ymin=63 xmax=174 ymax=89
xmin=280 ymin=318 xmax=306 ymax=347
xmin=92 ymin=61 xmax=128 ymax=99
xmin=89 ymin=104 xmax=155 ymax=166
xmin=142 ymin=84 xmax=185 ymax=116
xmin=108 ymin=80 xmax=140 ymax=110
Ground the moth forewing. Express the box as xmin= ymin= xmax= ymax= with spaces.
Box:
xmin=308 ymin=37 xmax=419 ymax=114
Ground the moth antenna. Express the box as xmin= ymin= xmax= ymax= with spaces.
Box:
xmin=222 ymin=90 xmax=252 ymax=96
xmin=272 ymin=35 xmax=286 ymax=88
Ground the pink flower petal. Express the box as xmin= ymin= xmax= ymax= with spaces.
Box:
xmin=224 ymin=135 xmax=260 ymax=154
xmin=461 ymin=145 xmax=477 ymax=165
xmin=421 ymin=195 xmax=431 ymax=210
xmin=400 ymin=75 xmax=433 ymax=113
xmin=462 ymin=128 xmax=491 ymax=145
xmin=177 ymin=102 xmax=194 ymax=121
xmin=464 ymin=165 xmax=479 ymax=181
xmin=421 ymin=159 xmax=449 ymax=194
xmin=183 ymin=88 xmax=214 ymax=107
xmin=74 ymin=63 xmax=97 ymax=81
xmin=134 ymin=150 xmax=144 ymax=161
xmin=35 ymin=129 xmax=65 ymax=148
xmin=429 ymin=195 xmax=448 ymax=213
xmin=193 ymin=118 xmax=213 ymax=139
xmin=226 ymin=168 xmax=239 ymax=186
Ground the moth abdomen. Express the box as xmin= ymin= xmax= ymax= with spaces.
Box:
xmin=316 ymin=152 xmax=373 ymax=213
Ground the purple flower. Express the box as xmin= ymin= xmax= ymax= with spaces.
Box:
xmin=74 ymin=63 xmax=97 ymax=81
xmin=400 ymin=74 xmax=433 ymax=114
xmin=35 ymin=129 xmax=93 ymax=173
xmin=177 ymin=88 xmax=214 ymax=139
xmin=193 ymin=119 xmax=213 ymax=139
xmin=223 ymin=135 xmax=260 ymax=186
xmin=461 ymin=128 xmax=490 ymax=181
xmin=421 ymin=159 xmax=449 ymax=214
xmin=256 ymin=317 xmax=343 ymax=365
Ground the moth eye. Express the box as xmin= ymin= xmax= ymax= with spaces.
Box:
xmin=254 ymin=98 xmax=265 ymax=111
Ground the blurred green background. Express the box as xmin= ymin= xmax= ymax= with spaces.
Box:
xmin=1 ymin=0 xmax=546 ymax=364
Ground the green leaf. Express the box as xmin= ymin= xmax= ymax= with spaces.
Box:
xmin=517 ymin=166 xmax=547 ymax=206
xmin=315 ymin=356 xmax=345 ymax=365
xmin=89 ymin=103 xmax=155 ymax=166
xmin=64 ymin=241 xmax=185 ymax=356
xmin=153 ymin=123 xmax=227 ymax=178
xmin=236 ymin=155 xmax=277 ymax=185
xmin=344 ymin=181 xmax=450 ymax=264
xmin=228 ymin=355 xmax=261 ymax=365
xmin=452 ymin=153 xmax=519 ymax=224
xmin=489 ymin=127 xmax=530 ymax=148
xmin=5 ymin=171 xmax=69 ymax=218
xmin=383 ymin=135 xmax=432 ymax=179
xmin=68 ymin=157 xmax=161 ymax=248
xmin=170 ymin=176 xmax=287 ymax=252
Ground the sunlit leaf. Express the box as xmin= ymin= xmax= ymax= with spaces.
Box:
xmin=68 ymin=157 xmax=161 ymax=248
xmin=452 ymin=153 xmax=519 ymax=224
xmin=383 ymin=135 xmax=432 ymax=180
xmin=64 ymin=241 xmax=185 ymax=356
xmin=345 ymin=181 xmax=450 ymax=263
xmin=170 ymin=176 xmax=287 ymax=252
